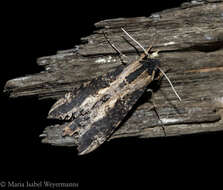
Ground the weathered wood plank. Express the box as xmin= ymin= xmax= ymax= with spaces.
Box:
xmin=4 ymin=0 xmax=223 ymax=147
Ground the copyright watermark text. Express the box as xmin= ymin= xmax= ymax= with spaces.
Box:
xmin=0 ymin=180 xmax=79 ymax=188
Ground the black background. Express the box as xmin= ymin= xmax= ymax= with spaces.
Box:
xmin=1 ymin=1 xmax=222 ymax=188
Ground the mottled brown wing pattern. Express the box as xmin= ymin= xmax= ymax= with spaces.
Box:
xmin=48 ymin=56 xmax=160 ymax=155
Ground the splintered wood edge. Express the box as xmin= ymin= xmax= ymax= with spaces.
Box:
xmin=40 ymin=99 xmax=223 ymax=146
xmin=4 ymin=1 xmax=223 ymax=100
xmin=3 ymin=0 xmax=223 ymax=146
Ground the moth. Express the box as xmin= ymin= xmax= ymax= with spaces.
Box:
xmin=47 ymin=28 xmax=180 ymax=155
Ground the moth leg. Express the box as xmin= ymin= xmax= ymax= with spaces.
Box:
xmin=147 ymin=89 xmax=166 ymax=137
xmin=103 ymin=32 xmax=129 ymax=65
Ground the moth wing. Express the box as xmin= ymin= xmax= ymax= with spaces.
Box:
xmin=48 ymin=65 xmax=125 ymax=120
xmin=75 ymin=87 xmax=147 ymax=155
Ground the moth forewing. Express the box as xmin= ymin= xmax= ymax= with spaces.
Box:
xmin=45 ymin=28 xmax=183 ymax=155
xmin=47 ymin=50 xmax=156 ymax=121
xmin=48 ymin=54 xmax=160 ymax=155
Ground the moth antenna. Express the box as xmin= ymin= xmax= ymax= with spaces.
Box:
xmin=158 ymin=67 xmax=182 ymax=101
xmin=121 ymin=28 xmax=149 ymax=56
xmin=121 ymin=28 xmax=181 ymax=101
xmin=104 ymin=32 xmax=123 ymax=56
xmin=104 ymin=32 xmax=129 ymax=65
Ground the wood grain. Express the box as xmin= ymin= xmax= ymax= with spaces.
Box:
xmin=4 ymin=0 xmax=223 ymax=147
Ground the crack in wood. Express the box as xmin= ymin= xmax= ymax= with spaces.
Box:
xmin=3 ymin=0 xmax=223 ymax=148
